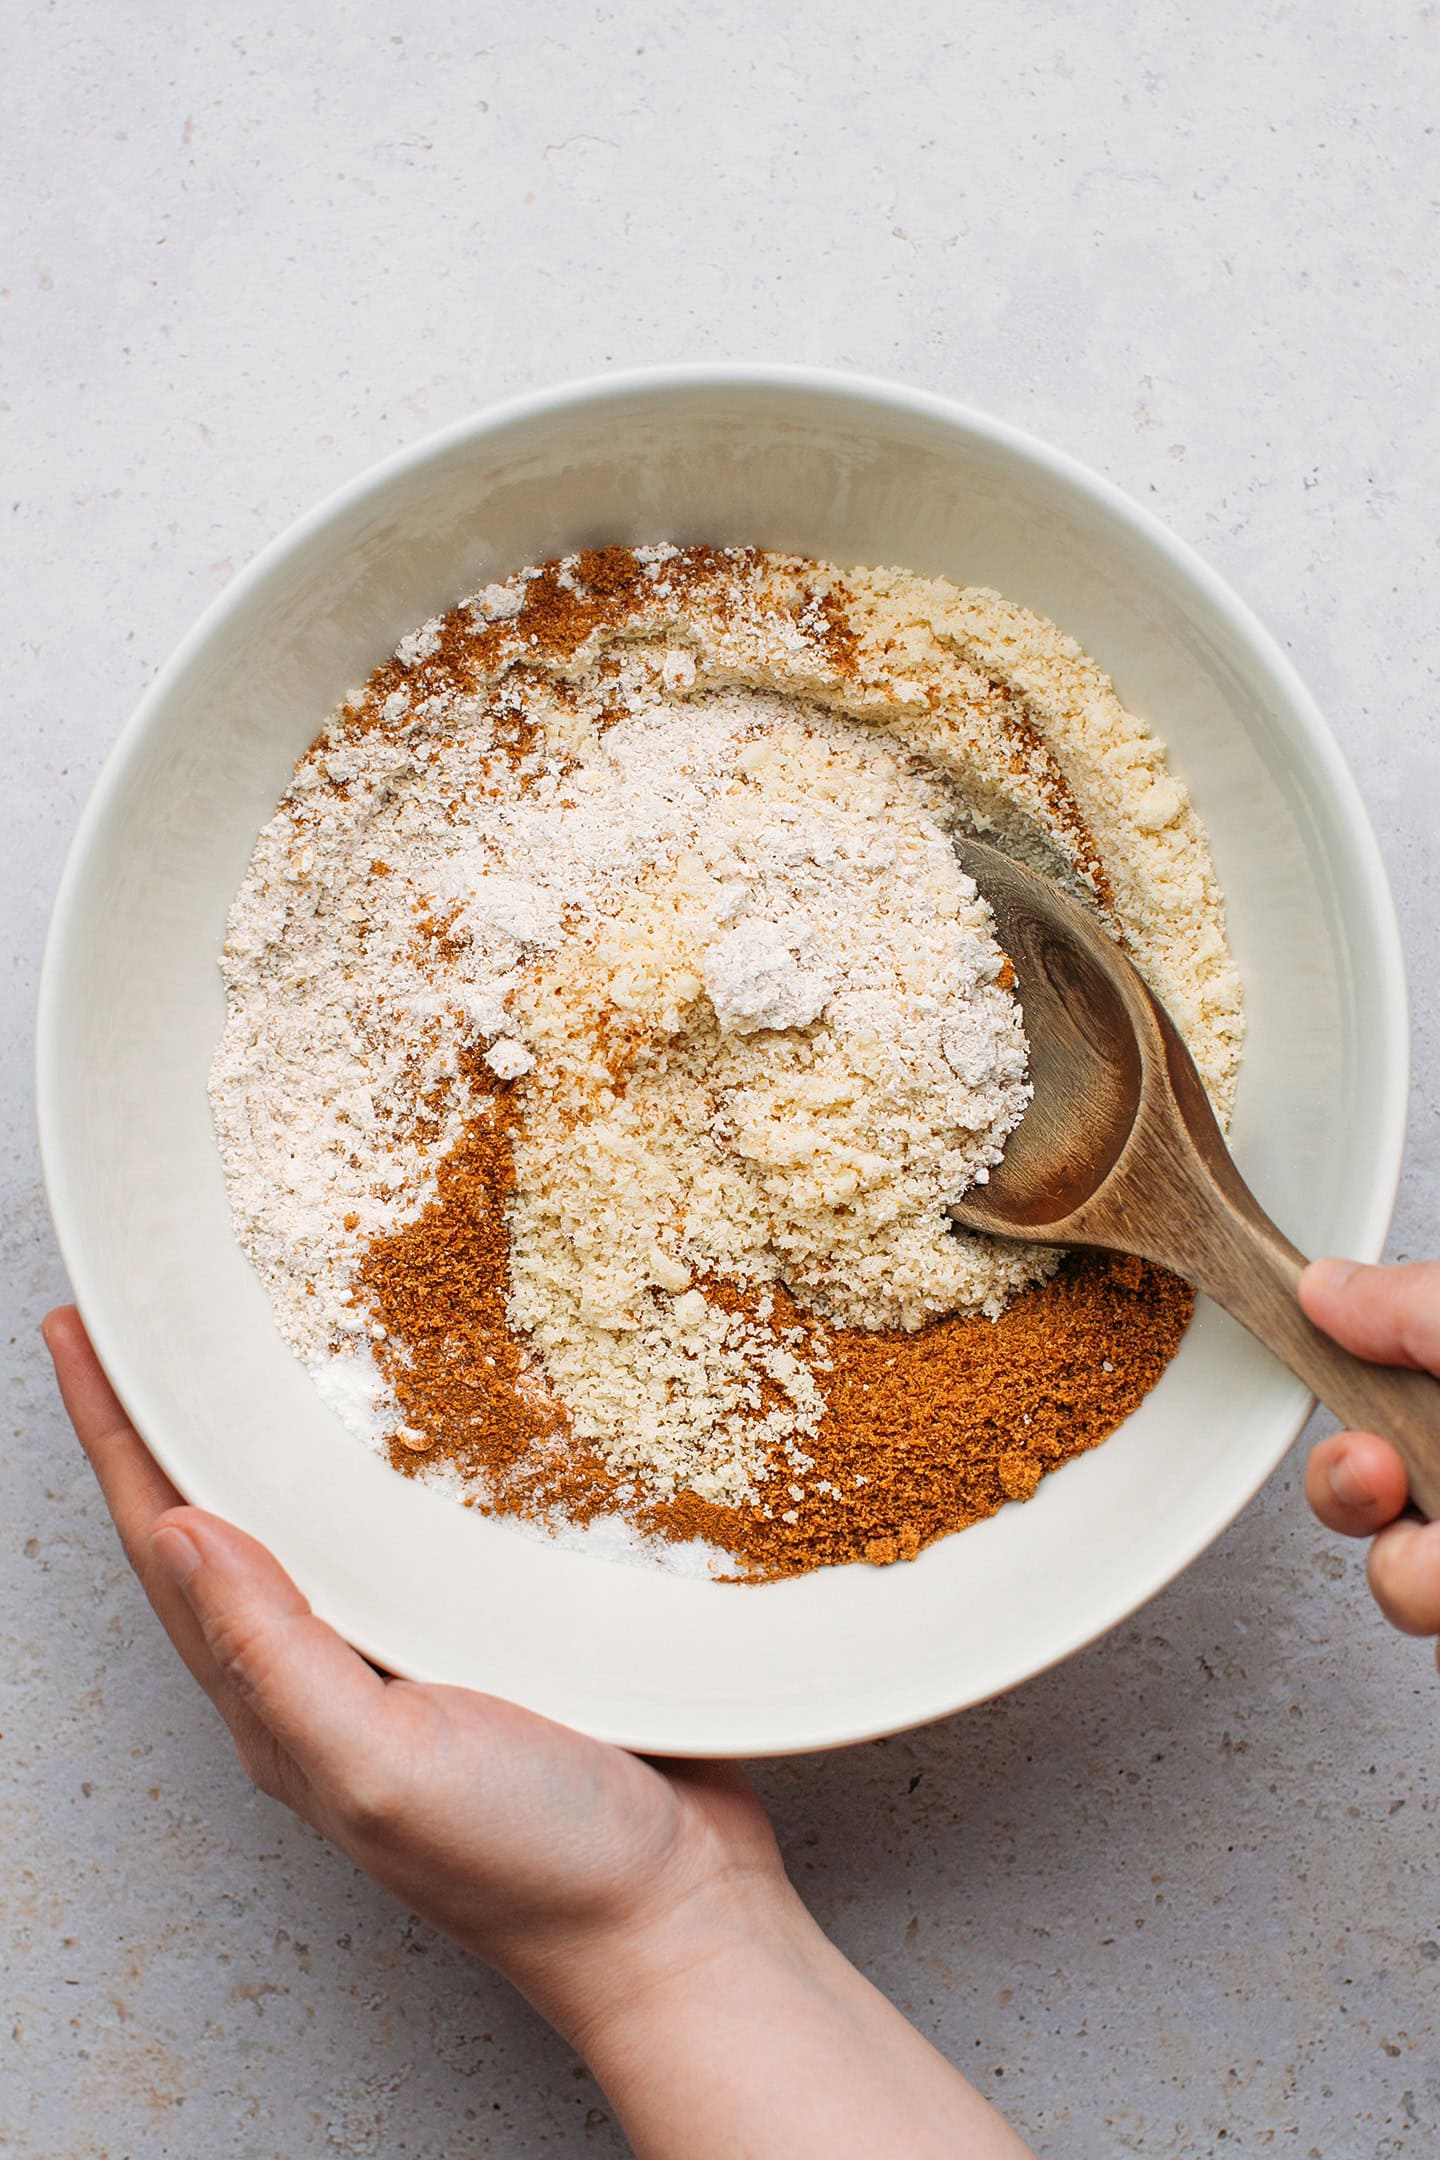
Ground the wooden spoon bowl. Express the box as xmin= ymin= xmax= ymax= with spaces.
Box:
xmin=949 ymin=835 xmax=1440 ymax=1514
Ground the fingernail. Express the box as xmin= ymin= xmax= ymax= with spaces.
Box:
xmin=150 ymin=1525 xmax=202 ymax=1588
xmin=1307 ymin=1256 xmax=1360 ymax=1295
xmin=1328 ymin=1453 xmax=1372 ymax=1509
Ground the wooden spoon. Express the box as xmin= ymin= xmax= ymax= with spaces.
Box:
xmin=947 ymin=834 xmax=1440 ymax=1515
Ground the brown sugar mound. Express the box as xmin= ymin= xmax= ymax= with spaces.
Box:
xmin=641 ymin=1259 xmax=1193 ymax=1578
xmin=358 ymin=1094 xmax=637 ymax=1523
xmin=357 ymin=1099 xmax=1193 ymax=1581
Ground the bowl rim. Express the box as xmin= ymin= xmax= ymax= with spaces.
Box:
xmin=36 ymin=363 xmax=1411 ymax=1751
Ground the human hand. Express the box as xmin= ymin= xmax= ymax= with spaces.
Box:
xmin=40 ymin=1304 xmax=784 ymax=2042
xmin=43 ymin=1304 xmax=1035 ymax=2159
xmin=1302 ymin=1259 xmax=1440 ymax=1657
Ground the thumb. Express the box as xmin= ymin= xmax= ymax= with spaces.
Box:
xmin=1299 ymin=1259 xmax=1440 ymax=1375
xmin=149 ymin=1509 xmax=389 ymax=1787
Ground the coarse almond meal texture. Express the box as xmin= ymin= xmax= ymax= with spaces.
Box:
xmin=211 ymin=545 xmax=1243 ymax=1579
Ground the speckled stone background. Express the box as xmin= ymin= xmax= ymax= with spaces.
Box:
xmin=4 ymin=4 xmax=1438 ymax=2154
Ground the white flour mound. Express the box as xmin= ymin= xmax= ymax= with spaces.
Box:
xmin=499 ymin=692 xmax=1035 ymax=1505
xmin=210 ymin=545 xmax=1244 ymax=1522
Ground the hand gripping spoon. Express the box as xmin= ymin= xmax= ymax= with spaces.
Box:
xmin=947 ymin=835 xmax=1440 ymax=1515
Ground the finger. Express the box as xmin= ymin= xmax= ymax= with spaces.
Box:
xmin=42 ymin=1312 xmax=320 ymax=1819
xmin=41 ymin=1306 xmax=229 ymax=1696
xmin=1300 ymin=1259 xmax=1440 ymax=1372
xmin=1304 ymin=1430 xmax=1411 ymax=1536
xmin=148 ymin=1509 xmax=389 ymax=1794
xmin=1365 ymin=1516 xmax=1440 ymax=1637
xmin=42 ymin=1307 xmax=182 ymax=1560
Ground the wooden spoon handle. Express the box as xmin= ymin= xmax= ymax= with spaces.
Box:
xmin=1172 ymin=1189 xmax=1440 ymax=1519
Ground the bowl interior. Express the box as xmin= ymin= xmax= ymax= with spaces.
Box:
xmin=39 ymin=373 xmax=1405 ymax=1754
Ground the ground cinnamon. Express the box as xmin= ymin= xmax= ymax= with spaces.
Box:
xmin=357 ymin=1101 xmax=1193 ymax=1581
xmin=359 ymin=1094 xmax=565 ymax=1483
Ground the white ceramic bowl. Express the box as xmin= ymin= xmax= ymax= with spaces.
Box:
xmin=38 ymin=366 xmax=1408 ymax=1756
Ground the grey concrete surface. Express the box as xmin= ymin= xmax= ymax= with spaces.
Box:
xmin=3 ymin=3 xmax=1438 ymax=2153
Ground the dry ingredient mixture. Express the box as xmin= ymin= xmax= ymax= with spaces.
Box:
xmin=211 ymin=545 xmax=1242 ymax=1579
